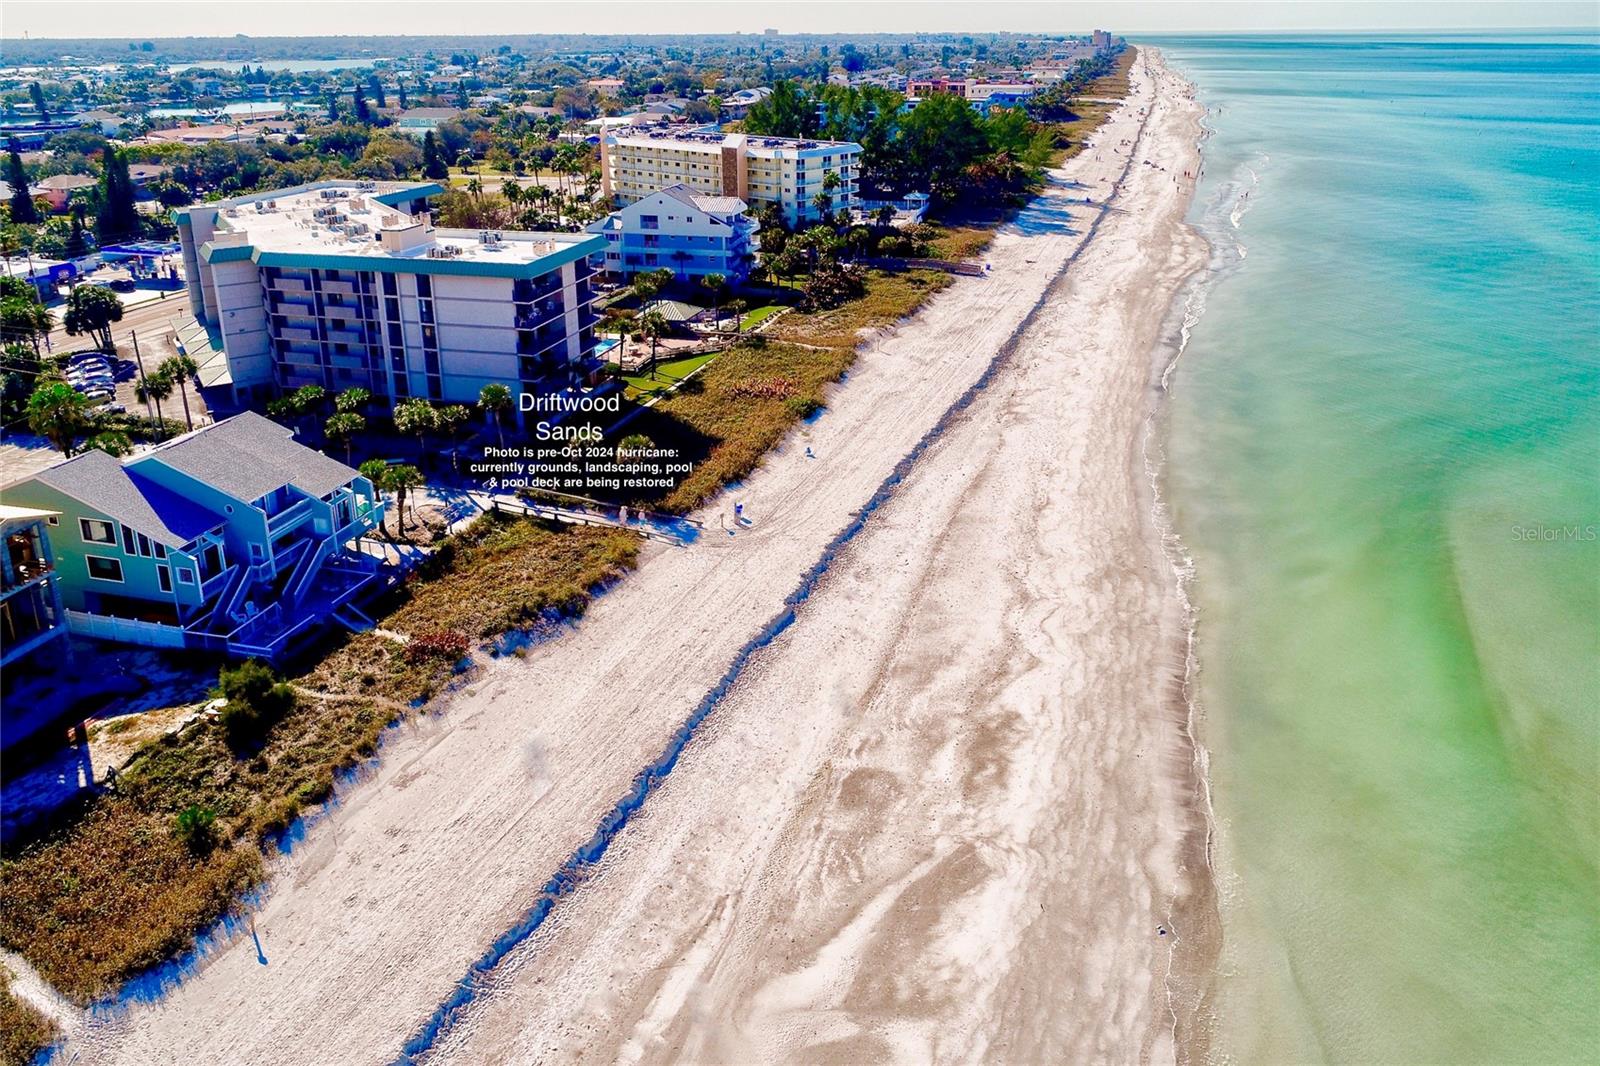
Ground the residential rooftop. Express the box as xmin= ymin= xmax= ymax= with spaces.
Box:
xmin=606 ymin=128 xmax=859 ymax=153
xmin=16 ymin=448 xmax=219 ymax=549
xmin=657 ymin=184 xmax=748 ymax=216
xmin=147 ymin=410 xmax=358 ymax=502
xmin=182 ymin=180 xmax=602 ymax=277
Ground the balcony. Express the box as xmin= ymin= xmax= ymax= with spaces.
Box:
xmin=272 ymin=290 xmax=316 ymax=310
xmin=199 ymin=563 xmax=238 ymax=601
xmin=266 ymin=497 xmax=314 ymax=537
xmin=513 ymin=276 xmax=562 ymax=303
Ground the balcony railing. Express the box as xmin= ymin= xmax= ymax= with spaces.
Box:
xmin=266 ymin=497 xmax=314 ymax=536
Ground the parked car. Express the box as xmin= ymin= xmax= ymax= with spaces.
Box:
xmin=109 ymin=278 xmax=137 ymax=293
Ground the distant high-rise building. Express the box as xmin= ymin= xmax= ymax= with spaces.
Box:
xmin=601 ymin=129 xmax=860 ymax=228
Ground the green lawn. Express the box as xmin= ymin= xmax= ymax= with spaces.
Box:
xmin=621 ymin=352 xmax=717 ymax=401
xmin=739 ymin=304 xmax=785 ymax=331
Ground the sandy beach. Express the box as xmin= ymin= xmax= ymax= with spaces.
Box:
xmin=69 ymin=48 xmax=1214 ymax=1065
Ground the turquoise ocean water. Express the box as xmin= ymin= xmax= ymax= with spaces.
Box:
xmin=1151 ymin=33 xmax=1600 ymax=1063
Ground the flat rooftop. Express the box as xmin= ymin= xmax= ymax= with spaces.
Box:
xmin=190 ymin=181 xmax=601 ymax=275
xmin=608 ymin=128 xmax=859 ymax=154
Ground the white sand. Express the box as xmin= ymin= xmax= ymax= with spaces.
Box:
xmin=72 ymin=49 xmax=1213 ymax=1065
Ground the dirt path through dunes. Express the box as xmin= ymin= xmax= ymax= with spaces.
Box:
xmin=73 ymin=50 xmax=1207 ymax=1066
xmin=428 ymin=49 xmax=1213 ymax=1066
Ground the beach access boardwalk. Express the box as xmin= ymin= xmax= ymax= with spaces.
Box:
xmin=65 ymin=50 xmax=1210 ymax=1066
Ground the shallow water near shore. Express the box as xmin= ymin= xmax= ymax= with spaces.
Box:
xmin=1154 ymin=33 xmax=1600 ymax=1063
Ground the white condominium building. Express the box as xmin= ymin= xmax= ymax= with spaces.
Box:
xmin=601 ymin=129 xmax=861 ymax=228
xmin=173 ymin=181 xmax=606 ymax=414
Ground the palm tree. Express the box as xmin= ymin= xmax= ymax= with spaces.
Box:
xmin=0 ymin=296 xmax=52 ymax=356
xmin=135 ymin=370 xmax=175 ymax=434
xmin=393 ymin=397 xmax=437 ymax=465
xmin=436 ymin=403 xmax=471 ymax=471
xmin=358 ymin=459 xmax=396 ymax=535
xmin=502 ymin=181 xmax=523 ymax=210
xmin=84 ymin=430 xmax=133 ymax=457
xmin=26 ymin=381 xmax=92 ymax=455
xmin=724 ymin=297 xmax=747 ymax=336
xmin=478 ymin=382 xmax=512 ymax=446
xmin=159 ymin=354 xmax=199 ymax=431
xmin=617 ymin=433 xmax=654 ymax=463
xmin=637 ymin=310 xmax=669 ymax=380
xmin=325 ymin=411 xmax=365 ymax=464
xmin=335 ymin=386 xmax=371 ymax=414
xmin=385 ymin=464 xmax=424 ymax=533
xmin=700 ymin=272 xmax=727 ymax=328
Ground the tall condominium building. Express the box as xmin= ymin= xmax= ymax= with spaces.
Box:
xmin=600 ymin=129 xmax=861 ymax=228
xmin=173 ymin=180 xmax=606 ymax=413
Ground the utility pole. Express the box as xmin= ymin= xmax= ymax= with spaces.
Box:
xmin=131 ymin=328 xmax=152 ymax=415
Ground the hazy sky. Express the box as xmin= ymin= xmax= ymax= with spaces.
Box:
xmin=2 ymin=0 xmax=1595 ymax=40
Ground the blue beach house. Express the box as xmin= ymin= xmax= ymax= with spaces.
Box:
xmin=1 ymin=412 xmax=386 ymax=661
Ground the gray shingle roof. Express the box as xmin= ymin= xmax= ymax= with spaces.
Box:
xmin=26 ymin=449 xmax=222 ymax=548
xmin=142 ymin=411 xmax=358 ymax=503
xmin=656 ymin=183 xmax=746 ymax=219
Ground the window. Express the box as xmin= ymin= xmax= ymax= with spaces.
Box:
xmin=177 ymin=568 xmax=195 ymax=585
xmin=137 ymin=533 xmax=153 ymax=558
xmin=640 ymin=214 xmax=659 ymax=230
xmin=382 ymin=274 xmax=397 ymax=296
xmin=86 ymin=555 xmax=123 ymax=582
xmin=415 ymin=275 xmax=432 ymax=298
xmin=157 ymin=565 xmax=172 ymax=593
xmin=121 ymin=523 xmax=137 ymax=551
xmin=46 ymin=515 xmax=58 ymax=526
xmin=80 ymin=518 xmax=116 ymax=545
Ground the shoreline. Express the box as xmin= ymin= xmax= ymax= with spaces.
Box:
xmin=63 ymin=48 xmax=1217 ymax=1065
xmin=1141 ymin=83 xmax=1223 ymax=1062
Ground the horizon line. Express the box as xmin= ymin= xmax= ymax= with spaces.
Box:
xmin=2 ymin=26 xmax=1597 ymax=44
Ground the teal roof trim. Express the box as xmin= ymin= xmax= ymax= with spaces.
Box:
xmin=372 ymin=182 xmax=445 ymax=205
xmin=200 ymin=242 xmax=254 ymax=263
xmin=251 ymin=235 xmax=605 ymax=279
